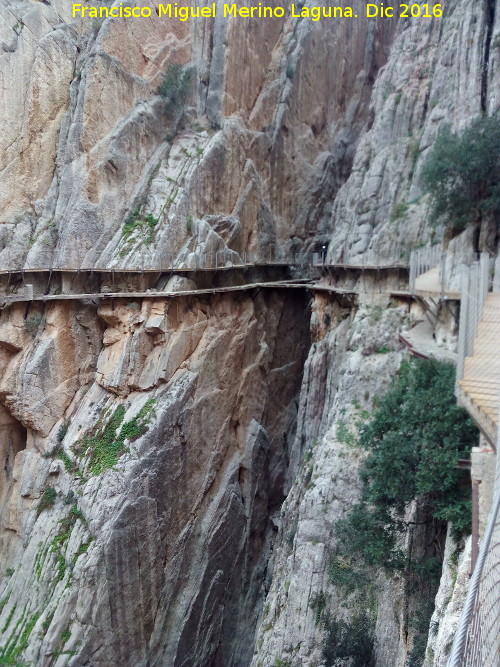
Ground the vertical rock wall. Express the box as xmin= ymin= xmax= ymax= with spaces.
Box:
xmin=0 ymin=1 xmax=398 ymax=268
xmin=0 ymin=290 xmax=309 ymax=665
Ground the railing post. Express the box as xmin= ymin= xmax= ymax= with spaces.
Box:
xmin=456 ymin=265 xmax=470 ymax=391
xmin=480 ymin=253 xmax=489 ymax=306
xmin=440 ymin=252 xmax=446 ymax=301
xmin=409 ymin=250 xmax=415 ymax=294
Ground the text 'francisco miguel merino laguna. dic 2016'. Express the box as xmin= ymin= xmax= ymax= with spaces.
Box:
xmin=72 ymin=4 xmax=444 ymax=20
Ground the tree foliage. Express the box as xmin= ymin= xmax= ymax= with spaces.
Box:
xmin=158 ymin=63 xmax=192 ymax=116
xmin=336 ymin=358 xmax=477 ymax=571
xmin=421 ymin=113 xmax=500 ymax=232
xmin=323 ymin=612 xmax=376 ymax=667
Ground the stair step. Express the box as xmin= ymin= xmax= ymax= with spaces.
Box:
xmin=460 ymin=381 xmax=500 ymax=391
xmin=462 ymin=395 xmax=499 ymax=409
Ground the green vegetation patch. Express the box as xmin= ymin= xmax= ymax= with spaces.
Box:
xmin=391 ymin=201 xmax=409 ymax=222
xmin=122 ymin=211 xmax=159 ymax=245
xmin=15 ymin=612 xmax=41 ymax=658
xmin=57 ymin=419 xmax=70 ymax=444
xmin=49 ymin=503 xmax=87 ymax=583
xmin=158 ymin=63 xmax=192 ymax=116
xmin=40 ymin=610 xmax=55 ymax=635
xmin=74 ymin=399 xmax=155 ymax=476
xmin=36 ymin=487 xmax=57 ymax=516
xmin=72 ymin=539 xmax=93 ymax=565
xmin=322 ymin=612 xmax=376 ymax=667
xmin=0 ymin=594 xmax=11 ymax=614
xmin=309 ymin=591 xmax=328 ymax=626
xmin=1 ymin=604 xmax=17 ymax=635
xmin=336 ymin=358 xmax=476 ymax=570
xmin=332 ymin=358 xmax=477 ymax=662
xmin=0 ymin=608 xmax=42 ymax=664
xmin=44 ymin=444 xmax=81 ymax=477
xmin=421 ymin=112 xmax=500 ymax=233
xmin=23 ymin=314 xmax=44 ymax=334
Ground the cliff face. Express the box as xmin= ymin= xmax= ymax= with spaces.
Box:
xmin=0 ymin=0 xmax=397 ymax=268
xmin=251 ymin=300 xmax=411 ymax=667
xmin=0 ymin=290 xmax=309 ymax=665
xmin=327 ymin=0 xmax=500 ymax=263
xmin=0 ymin=0 xmax=499 ymax=665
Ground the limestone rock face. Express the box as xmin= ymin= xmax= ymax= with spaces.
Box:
xmin=0 ymin=302 xmax=103 ymax=437
xmin=0 ymin=1 xmax=398 ymax=269
xmin=251 ymin=301 xmax=412 ymax=667
xmin=0 ymin=291 xmax=309 ymax=666
xmin=423 ymin=534 xmax=472 ymax=667
xmin=326 ymin=0 xmax=500 ymax=265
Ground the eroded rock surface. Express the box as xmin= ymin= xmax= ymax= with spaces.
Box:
xmin=0 ymin=291 xmax=309 ymax=665
xmin=251 ymin=300 xmax=413 ymax=667
xmin=0 ymin=0 xmax=398 ymax=269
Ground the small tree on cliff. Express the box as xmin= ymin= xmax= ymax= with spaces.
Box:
xmin=336 ymin=358 xmax=476 ymax=571
xmin=158 ymin=63 xmax=193 ymax=117
xmin=421 ymin=112 xmax=500 ymax=234
xmin=328 ymin=359 xmax=477 ymax=666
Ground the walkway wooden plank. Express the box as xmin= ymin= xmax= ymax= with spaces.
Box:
xmin=413 ymin=266 xmax=461 ymax=300
xmin=458 ymin=291 xmax=500 ymax=444
xmin=460 ymin=392 xmax=499 ymax=407
xmin=461 ymin=383 xmax=500 ymax=392
xmin=0 ymin=279 xmax=357 ymax=306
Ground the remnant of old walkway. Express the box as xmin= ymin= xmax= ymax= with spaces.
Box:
xmin=0 ymin=253 xmax=409 ymax=305
xmin=0 ymin=279 xmax=360 ymax=306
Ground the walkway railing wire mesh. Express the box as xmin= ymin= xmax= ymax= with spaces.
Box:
xmin=448 ymin=408 xmax=500 ymax=667
xmin=448 ymin=250 xmax=499 ymax=666
xmin=0 ymin=245 xmax=409 ymax=273
xmin=456 ymin=254 xmax=490 ymax=388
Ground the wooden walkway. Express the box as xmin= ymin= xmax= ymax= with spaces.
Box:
xmin=0 ymin=279 xmax=357 ymax=306
xmin=458 ymin=292 xmax=500 ymax=444
xmin=0 ymin=261 xmax=408 ymax=277
xmin=413 ymin=266 xmax=461 ymax=300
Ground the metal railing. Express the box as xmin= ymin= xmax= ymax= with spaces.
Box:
xmin=448 ymin=253 xmax=499 ymax=666
xmin=409 ymin=243 xmax=442 ymax=292
xmin=456 ymin=254 xmax=490 ymax=385
xmin=0 ymin=244 xmax=410 ymax=273
xmin=448 ymin=403 xmax=500 ymax=667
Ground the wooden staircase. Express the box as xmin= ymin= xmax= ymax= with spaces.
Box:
xmin=459 ymin=292 xmax=500 ymax=445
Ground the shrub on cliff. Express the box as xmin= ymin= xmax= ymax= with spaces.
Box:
xmin=37 ymin=487 xmax=57 ymax=516
xmin=329 ymin=359 xmax=477 ymax=665
xmin=421 ymin=113 xmax=500 ymax=233
xmin=158 ymin=63 xmax=192 ymax=116
xmin=336 ymin=358 xmax=477 ymax=571
xmin=323 ymin=612 xmax=376 ymax=667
